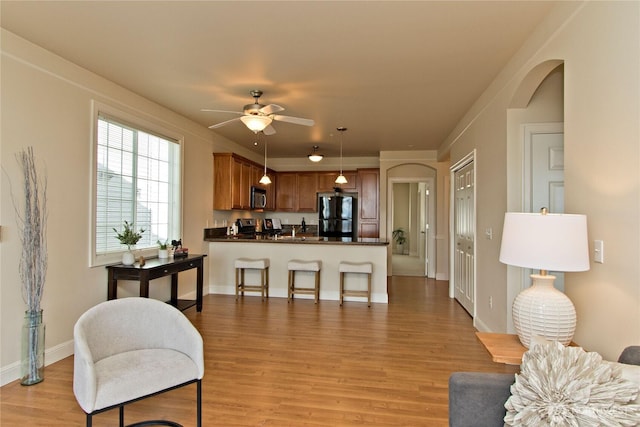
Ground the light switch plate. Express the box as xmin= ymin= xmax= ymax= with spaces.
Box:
xmin=594 ymin=240 xmax=604 ymax=263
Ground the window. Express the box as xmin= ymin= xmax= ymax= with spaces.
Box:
xmin=91 ymin=103 xmax=182 ymax=266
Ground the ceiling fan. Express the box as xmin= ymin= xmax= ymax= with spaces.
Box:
xmin=202 ymin=90 xmax=315 ymax=135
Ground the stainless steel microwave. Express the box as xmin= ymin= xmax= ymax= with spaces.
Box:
xmin=250 ymin=186 xmax=267 ymax=209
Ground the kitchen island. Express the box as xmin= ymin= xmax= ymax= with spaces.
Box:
xmin=205 ymin=235 xmax=389 ymax=303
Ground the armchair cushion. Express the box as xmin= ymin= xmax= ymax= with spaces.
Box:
xmin=93 ymin=348 xmax=199 ymax=411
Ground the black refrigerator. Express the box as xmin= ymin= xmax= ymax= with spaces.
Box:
xmin=318 ymin=192 xmax=357 ymax=239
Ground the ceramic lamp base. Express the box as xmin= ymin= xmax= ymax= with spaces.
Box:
xmin=512 ymin=274 xmax=576 ymax=348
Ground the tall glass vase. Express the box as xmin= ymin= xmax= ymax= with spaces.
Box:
xmin=21 ymin=310 xmax=45 ymax=385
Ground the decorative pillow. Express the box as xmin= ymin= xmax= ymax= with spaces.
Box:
xmin=504 ymin=341 xmax=640 ymax=426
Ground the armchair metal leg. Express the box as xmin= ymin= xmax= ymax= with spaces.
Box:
xmin=197 ymin=379 xmax=202 ymax=427
xmin=120 ymin=405 xmax=125 ymax=427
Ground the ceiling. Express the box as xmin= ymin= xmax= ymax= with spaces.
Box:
xmin=1 ymin=1 xmax=557 ymax=159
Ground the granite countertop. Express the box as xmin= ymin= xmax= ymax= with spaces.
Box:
xmin=204 ymin=232 xmax=388 ymax=246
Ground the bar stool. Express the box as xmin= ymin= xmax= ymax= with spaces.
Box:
xmin=287 ymin=259 xmax=322 ymax=303
xmin=339 ymin=261 xmax=373 ymax=307
xmin=234 ymin=258 xmax=270 ymax=301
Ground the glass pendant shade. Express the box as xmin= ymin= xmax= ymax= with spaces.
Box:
xmin=241 ymin=115 xmax=272 ymax=133
xmin=259 ymin=137 xmax=271 ymax=185
xmin=335 ymin=127 xmax=347 ymax=184
xmin=335 ymin=174 xmax=348 ymax=184
xmin=308 ymin=145 xmax=323 ymax=162
xmin=259 ymin=174 xmax=271 ymax=185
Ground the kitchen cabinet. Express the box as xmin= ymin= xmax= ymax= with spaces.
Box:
xmin=296 ymin=172 xmax=318 ymax=212
xmin=213 ymin=153 xmax=273 ymax=211
xmin=317 ymin=171 xmax=357 ymax=192
xmin=275 ymin=172 xmax=317 ymax=212
xmin=275 ymin=172 xmax=297 ymax=211
xmin=357 ymin=168 xmax=379 ymax=238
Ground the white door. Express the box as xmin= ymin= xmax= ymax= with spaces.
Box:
xmin=453 ymin=161 xmax=475 ymax=314
xmin=524 ymin=124 xmax=565 ymax=289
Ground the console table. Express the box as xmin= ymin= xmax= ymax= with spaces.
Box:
xmin=106 ymin=254 xmax=206 ymax=312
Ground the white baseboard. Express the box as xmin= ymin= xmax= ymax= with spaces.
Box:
xmin=1 ymin=339 xmax=74 ymax=387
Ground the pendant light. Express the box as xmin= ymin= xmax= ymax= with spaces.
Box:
xmin=335 ymin=127 xmax=348 ymax=184
xmin=308 ymin=145 xmax=324 ymax=162
xmin=259 ymin=134 xmax=271 ymax=185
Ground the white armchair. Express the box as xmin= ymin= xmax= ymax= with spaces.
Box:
xmin=73 ymin=297 xmax=204 ymax=427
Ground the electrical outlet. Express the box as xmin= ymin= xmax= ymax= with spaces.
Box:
xmin=489 ymin=296 xmax=493 ymax=309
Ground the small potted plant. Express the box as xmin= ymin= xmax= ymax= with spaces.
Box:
xmin=392 ymin=227 xmax=407 ymax=255
xmin=113 ymin=220 xmax=144 ymax=265
xmin=157 ymin=239 xmax=169 ymax=259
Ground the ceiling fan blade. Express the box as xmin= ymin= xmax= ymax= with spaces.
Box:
xmin=208 ymin=117 xmax=242 ymax=129
xmin=272 ymin=115 xmax=315 ymax=127
xmin=260 ymin=104 xmax=285 ymax=115
xmin=263 ymin=125 xmax=277 ymax=135
xmin=201 ymin=109 xmax=243 ymax=115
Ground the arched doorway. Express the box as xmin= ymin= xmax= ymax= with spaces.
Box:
xmin=387 ymin=164 xmax=437 ymax=277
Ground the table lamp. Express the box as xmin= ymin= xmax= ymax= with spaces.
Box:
xmin=499 ymin=209 xmax=589 ymax=348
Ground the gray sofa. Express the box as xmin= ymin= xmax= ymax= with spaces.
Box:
xmin=449 ymin=346 xmax=640 ymax=427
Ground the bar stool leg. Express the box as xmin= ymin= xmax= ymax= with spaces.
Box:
xmin=314 ymin=270 xmax=320 ymax=304
xmin=367 ymin=272 xmax=372 ymax=307
xmin=235 ymin=268 xmax=240 ymax=300
xmin=288 ymin=270 xmax=294 ymax=302
xmin=339 ymin=272 xmax=345 ymax=306
xmin=265 ymin=266 xmax=269 ymax=299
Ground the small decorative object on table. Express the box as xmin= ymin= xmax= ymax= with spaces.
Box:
xmin=172 ymin=239 xmax=188 ymax=258
xmin=113 ymin=221 xmax=144 ymax=266
xmin=157 ymin=239 xmax=169 ymax=259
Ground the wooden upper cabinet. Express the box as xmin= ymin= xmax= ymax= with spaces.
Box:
xmin=296 ymin=172 xmax=318 ymax=212
xmin=276 ymin=172 xmax=297 ymax=212
xmin=213 ymin=153 xmax=265 ymax=211
xmin=357 ymin=168 xmax=380 ymax=238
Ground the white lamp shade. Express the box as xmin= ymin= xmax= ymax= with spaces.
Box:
xmin=240 ymin=115 xmax=272 ymax=133
xmin=499 ymin=212 xmax=589 ymax=272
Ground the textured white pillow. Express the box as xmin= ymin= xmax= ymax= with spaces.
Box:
xmin=504 ymin=341 xmax=640 ymax=426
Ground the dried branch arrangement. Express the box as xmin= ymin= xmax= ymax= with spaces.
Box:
xmin=14 ymin=147 xmax=48 ymax=312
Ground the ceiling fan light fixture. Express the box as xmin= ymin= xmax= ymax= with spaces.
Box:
xmin=308 ymin=145 xmax=324 ymax=162
xmin=241 ymin=115 xmax=272 ymax=133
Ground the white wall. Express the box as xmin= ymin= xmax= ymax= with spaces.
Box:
xmin=441 ymin=2 xmax=640 ymax=360
xmin=0 ymin=29 xmax=244 ymax=384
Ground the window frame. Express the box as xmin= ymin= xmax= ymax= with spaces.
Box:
xmin=90 ymin=100 xmax=184 ymax=267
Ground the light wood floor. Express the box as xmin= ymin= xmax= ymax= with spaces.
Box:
xmin=1 ymin=277 xmax=518 ymax=426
